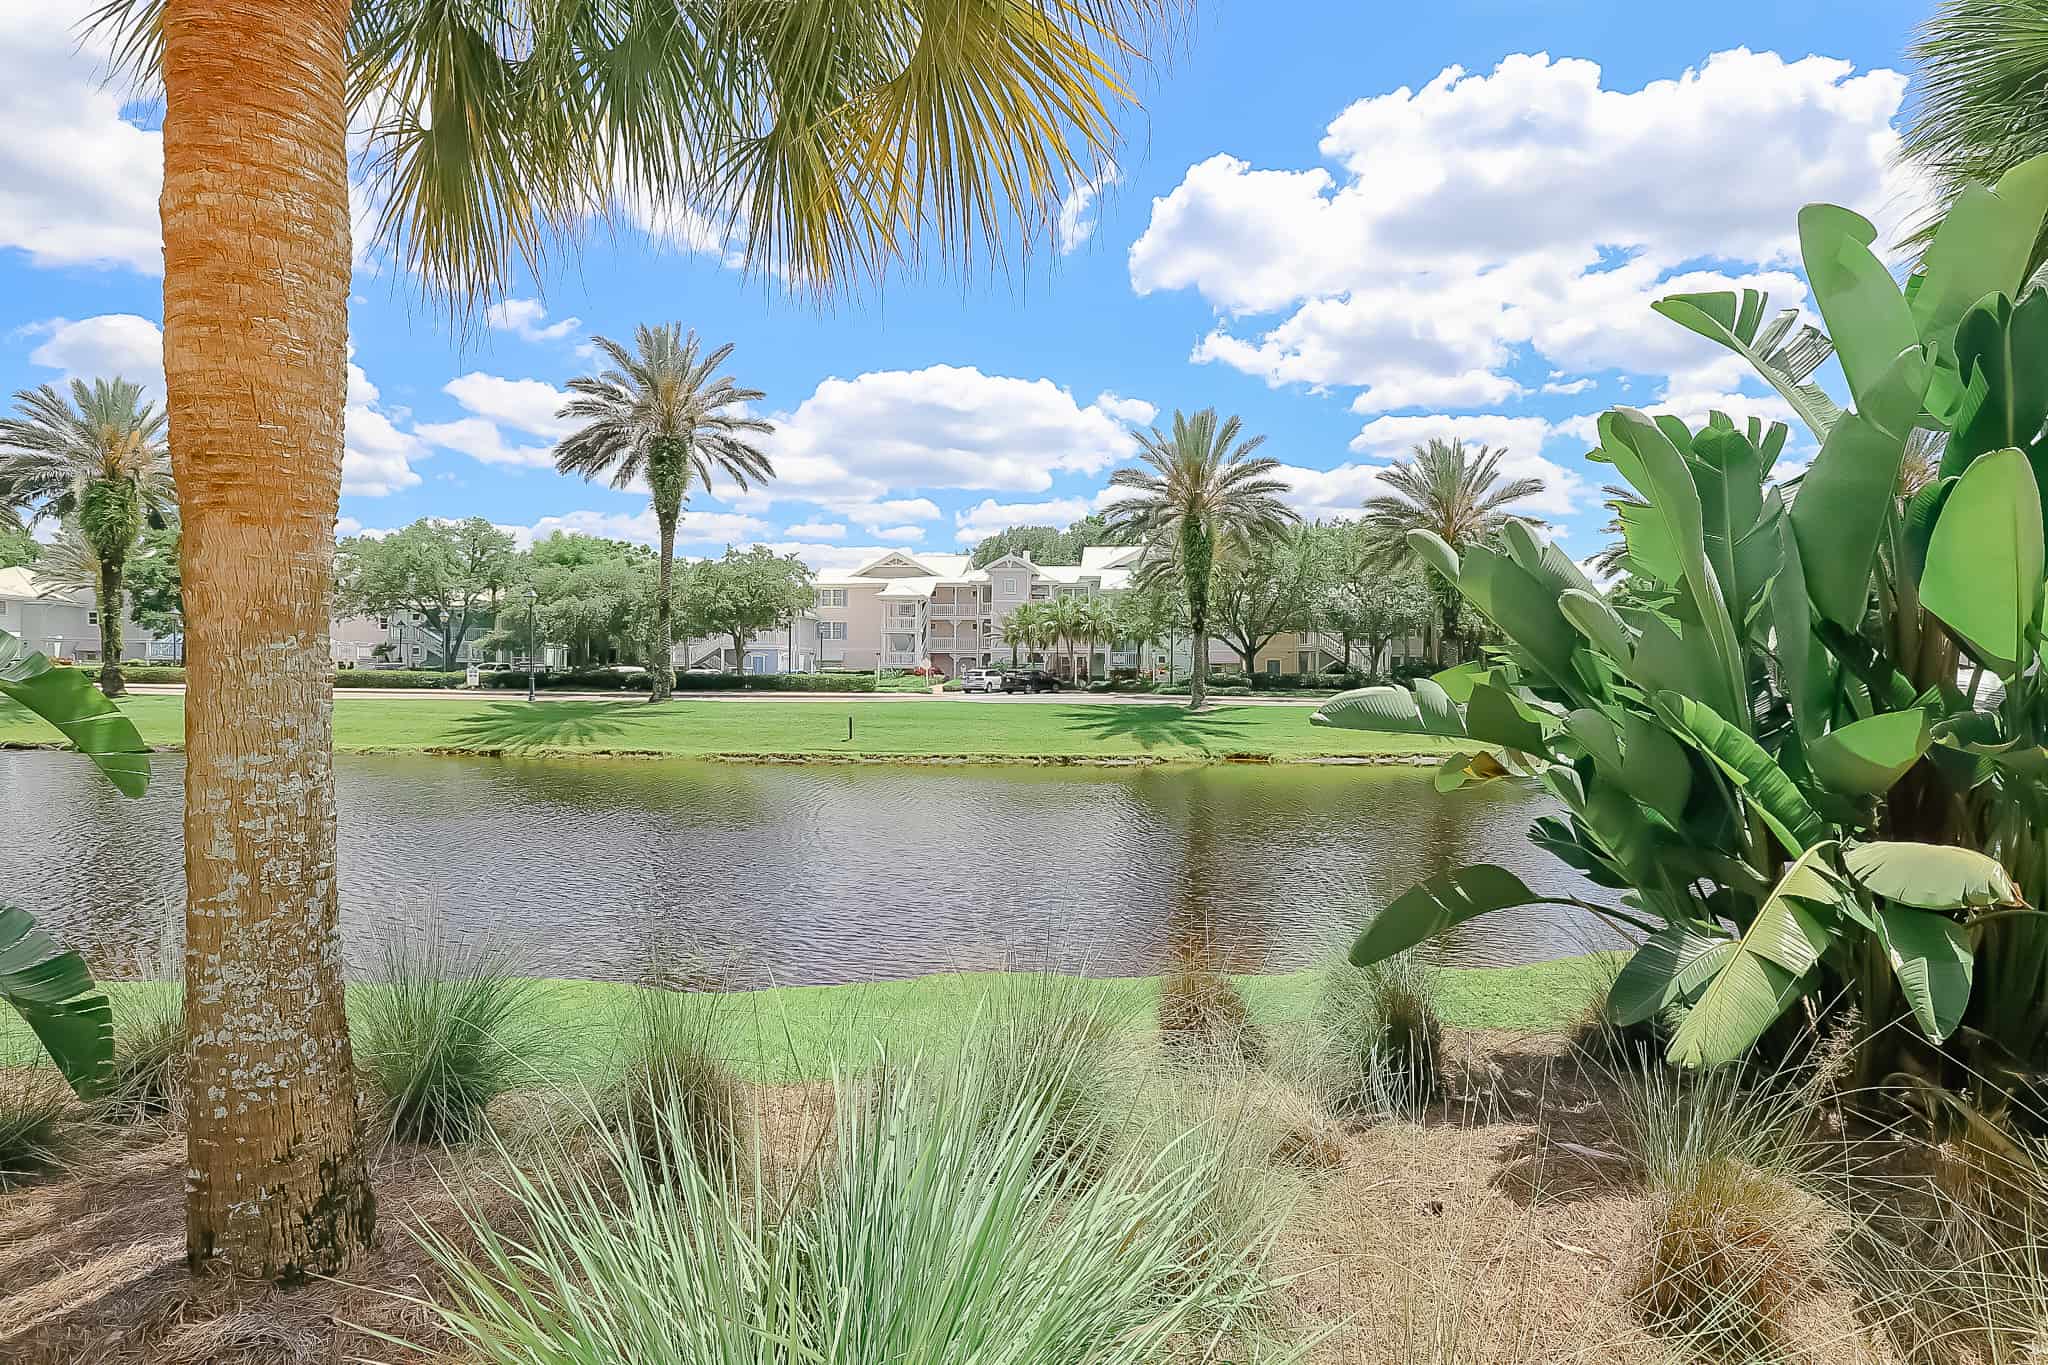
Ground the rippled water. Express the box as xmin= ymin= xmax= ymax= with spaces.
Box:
xmin=0 ymin=750 xmax=1619 ymax=985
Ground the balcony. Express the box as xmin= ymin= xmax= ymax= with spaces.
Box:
xmin=883 ymin=651 xmax=921 ymax=667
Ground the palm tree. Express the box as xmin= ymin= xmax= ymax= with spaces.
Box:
xmin=1079 ymin=595 xmax=1118 ymax=680
xmin=1360 ymin=438 xmax=1544 ymax=664
xmin=1904 ymin=2 xmax=2048 ymax=273
xmin=0 ymin=379 xmax=173 ymax=697
xmin=91 ymin=0 xmax=1174 ymax=1279
xmin=1001 ymin=601 xmax=1044 ymax=666
xmin=1102 ymin=409 xmax=1296 ymax=708
xmin=555 ymin=327 xmax=771 ymax=703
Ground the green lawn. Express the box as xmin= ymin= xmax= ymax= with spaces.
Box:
xmin=0 ymin=693 xmax=1454 ymax=762
xmin=13 ymin=958 xmax=1609 ymax=1085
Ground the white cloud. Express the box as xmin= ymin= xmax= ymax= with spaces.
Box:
xmin=513 ymin=507 xmax=774 ymax=551
xmin=873 ymin=525 xmax=925 ymax=543
xmin=442 ymin=373 xmax=575 ymax=440
xmin=485 ymin=298 xmax=580 ymax=344
xmin=766 ymin=366 xmax=1138 ymax=499
xmin=0 ymin=4 xmax=163 ymax=274
xmin=1092 ymin=391 xmax=1157 ymax=426
xmin=763 ymin=541 xmax=901 ymax=573
xmin=415 ymin=416 xmax=556 ymax=469
xmin=343 ymin=361 xmax=428 ymax=496
xmin=1131 ymin=49 xmax=1911 ymax=411
xmin=23 ymin=314 xmax=165 ymax=394
xmin=1542 ymin=377 xmax=1596 ymax=396
xmin=953 ymin=495 xmax=1096 ymax=544
xmin=1057 ymin=165 xmax=1120 ymax=254
xmin=784 ymin=522 xmax=846 ymax=540
xmin=1346 ymin=412 xmax=1592 ymax=518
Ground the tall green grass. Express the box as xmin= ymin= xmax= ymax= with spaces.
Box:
xmin=395 ymin=1033 xmax=1302 ymax=1364
xmin=1311 ymin=955 xmax=1443 ymax=1120
xmin=0 ymin=1067 xmax=69 ymax=1186
xmin=354 ymin=934 xmax=561 ymax=1146
xmin=595 ymin=984 xmax=752 ymax=1187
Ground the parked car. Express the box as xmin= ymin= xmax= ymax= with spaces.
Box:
xmin=959 ymin=668 xmax=1004 ymax=693
xmin=1001 ymin=668 xmax=1062 ymax=693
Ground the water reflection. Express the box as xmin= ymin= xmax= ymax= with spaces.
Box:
xmin=0 ymin=750 xmax=1622 ymax=985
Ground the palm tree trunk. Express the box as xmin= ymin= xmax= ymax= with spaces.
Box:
xmin=730 ymin=631 xmax=745 ymax=674
xmin=163 ymin=0 xmax=373 ymax=1278
xmin=1183 ymin=523 xmax=1211 ymax=709
xmin=652 ymin=505 xmax=677 ymax=703
xmin=97 ymin=554 xmax=126 ymax=697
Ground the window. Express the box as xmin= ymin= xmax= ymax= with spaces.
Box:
xmin=0 ymin=601 xmax=8 ymax=615
xmin=86 ymin=610 xmax=100 ymax=625
xmin=1266 ymin=658 xmax=1280 ymax=677
xmin=1000 ymin=575 xmax=1018 ymax=596
xmin=819 ymin=621 xmax=848 ymax=641
xmin=816 ymin=587 xmax=847 ymax=608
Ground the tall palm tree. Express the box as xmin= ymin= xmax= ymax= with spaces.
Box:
xmin=1102 ymin=409 xmax=1296 ymax=708
xmin=555 ymin=326 xmax=771 ymax=703
xmin=1360 ymin=438 xmax=1544 ymax=664
xmin=1903 ymin=1 xmax=2048 ymax=273
xmin=0 ymin=379 xmax=173 ymax=697
xmin=1001 ymin=600 xmax=1044 ymax=666
xmin=1079 ymin=594 xmax=1118 ymax=679
xmin=92 ymin=0 xmax=1175 ymax=1279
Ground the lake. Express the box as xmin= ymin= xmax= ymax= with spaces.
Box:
xmin=0 ymin=751 xmax=1618 ymax=986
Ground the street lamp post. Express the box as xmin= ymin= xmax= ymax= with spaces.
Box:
xmin=525 ymin=585 xmax=539 ymax=704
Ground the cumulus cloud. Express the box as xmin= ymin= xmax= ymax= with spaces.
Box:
xmin=1091 ymin=391 xmax=1157 ymax=426
xmin=784 ymin=522 xmax=846 ymax=540
xmin=763 ymin=541 xmax=904 ymax=573
xmin=485 ymin=298 xmax=580 ymax=344
xmin=22 ymin=314 xmax=165 ymax=393
xmin=0 ymin=4 xmax=163 ymax=274
xmin=765 ymin=366 xmax=1138 ymax=500
xmin=442 ymin=373 xmax=575 ymax=440
xmin=952 ymin=495 xmax=1097 ymax=544
xmin=1130 ymin=49 xmax=1914 ymax=427
xmin=513 ymin=507 xmax=775 ymax=551
xmin=414 ymin=416 xmax=556 ymax=470
xmin=872 ymin=525 xmax=925 ymax=543
xmin=1345 ymin=413 xmax=1593 ymax=519
xmin=343 ymin=362 xmax=428 ymax=496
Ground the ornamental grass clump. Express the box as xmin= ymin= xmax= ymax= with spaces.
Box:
xmin=1313 ymin=954 xmax=1442 ymax=1119
xmin=96 ymin=987 xmax=185 ymax=1125
xmin=0 ymin=1067 xmax=70 ymax=1187
xmin=354 ymin=933 xmax=558 ymax=1147
xmin=1159 ymin=954 xmax=1268 ymax=1068
xmin=601 ymin=985 xmax=751 ymax=1190
xmin=397 ymin=1049 xmax=1296 ymax=1364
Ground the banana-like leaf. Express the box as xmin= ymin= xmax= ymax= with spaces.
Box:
xmin=0 ymin=628 xmax=150 ymax=797
xmin=1310 ymin=685 xmax=1467 ymax=738
xmin=1842 ymin=841 xmax=2023 ymax=909
xmin=1615 ymin=500 xmax=1684 ymax=584
xmin=1654 ymin=690 xmax=1826 ymax=855
xmin=1406 ymin=529 xmax=1461 ymax=588
xmin=1910 ymin=153 xmax=2048 ymax=344
xmin=1464 ymin=681 xmax=1552 ymax=754
xmin=1799 ymin=203 xmax=1923 ymax=417
xmin=1652 ymin=290 xmax=1841 ymax=439
xmin=1949 ymin=291 xmax=2048 ymax=473
xmin=0 ymin=906 xmax=112 ymax=1098
xmin=1502 ymin=519 xmax=1599 ymax=599
xmin=1559 ymin=589 xmax=1633 ymax=666
xmin=1790 ymin=346 xmax=1933 ymax=628
xmin=1434 ymin=749 xmax=1511 ymax=792
xmin=1458 ymin=546 xmax=1581 ymax=692
xmin=1873 ymin=904 xmax=1974 ymax=1044
xmin=1621 ymin=710 xmax=1693 ymax=827
xmin=1429 ymin=661 xmax=1488 ymax=703
xmin=1772 ymin=512 xmax=1827 ymax=741
xmin=1350 ymin=865 xmax=1594 ymax=967
xmin=1806 ymin=709 xmax=1933 ymax=797
xmin=1667 ymin=845 xmax=1844 ymax=1068
xmin=1610 ymin=924 xmax=1739 ymax=1027
xmin=1609 ymin=411 xmax=1748 ymax=725
xmin=1921 ymin=447 xmax=2044 ymax=677
xmin=1692 ymin=421 xmax=1771 ymax=620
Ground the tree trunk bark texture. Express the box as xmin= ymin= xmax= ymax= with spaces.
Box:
xmin=97 ymin=556 xmax=126 ymax=697
xmin=163 ymin=0 xmax=374 ymax=1280
xmin=653 ymin=507 xmax=677 ymax=701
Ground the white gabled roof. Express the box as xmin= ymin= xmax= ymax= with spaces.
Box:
xmin=0 ymin=567 xmax=86 ymax=605
xmin=1079 ymin=545 xmax=1143 ymax=571
xmin=878 ymin=578 xmax=938 ymax=599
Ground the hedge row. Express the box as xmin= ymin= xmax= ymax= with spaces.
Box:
xmin=83 ymin=664 xmax=188 ymax=683
xmin=83 ymin=663 xmax=879 ymax=694
xmin=335 ymin=669 xmax=469 ymax=688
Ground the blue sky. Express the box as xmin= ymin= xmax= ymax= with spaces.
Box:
xmin=1 ymin=0 xmax=1932 ymax=571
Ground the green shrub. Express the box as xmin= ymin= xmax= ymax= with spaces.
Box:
xmin=672 ymin=672 xmax=879 ymax=693
xmin=83 ymin=663 xmax=186 ymax=683
xmin=354 ymin=935 xmax=559 ymax=1146
xmin=407 ymin=1050 xmax=1291 ymax=1363
xmin=97 ymin=988 xmax=185 ymax=1125
xmin=0 ymin=1069 xmax=70 ymax=1187
xmin=482 ymin=667 xmax=649 ymax=691
xmin=334 ymin=668 xmax=469 ymax=689
xmin=1313 ymin=955 xmax=1442 ymax=1118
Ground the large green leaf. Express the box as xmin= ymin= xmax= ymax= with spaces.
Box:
xmin=1910 ymin=153 xmax=2048 ymax=344
xmin=1772 ymin=515 xmax=1827 ymax=741
xmin=1405 ymin=529 xmax=1461 ymax=588
xmin=1949 ymin=290 xmax=2048 ymax=473
xmin=1921 ymin=447 xmax=2045 ymax=676
xmin=0 ymin=906 xmax=113 ymax=1098
xmin=1463 ymin=681 xmax=1552 ymax=755
xmin=1651 ymin=290 xmax=1841 ymax=439
xmin=1667 ymin=845 xmax=1844 ymax=1068
xmin=0 ymin=628 xmax=150 ymax=797
xmin=1789 ymin=346 xmax=1932 ymax=628
xmin=1842 ymin=841 xmax=2023 ymax=909
xmin=1349 ymin=865 xmax=1591 ymax=968
xmin=1873 ymin=904 xmax=1974 ymax=1044
xmin=1806 ymin=709 xmax=1933 ymax=797
xmin=1311 ymin=685 xmax=1463 ymax=738
xmin=1559 ymin=589 xmax=1633 ymax=666
xmin=1799 ymin=204 xmax=1922 ymax=416
xmin=1457 ymin=546 xmax=1581 ymax=691
xmin=1610 ymin=924 xmax=1739 ymax=1027
xmin=1621 ymin=710 xmax=1693 ymax=827
xmin=1654 ymin=690 xmax=1826 ymax=855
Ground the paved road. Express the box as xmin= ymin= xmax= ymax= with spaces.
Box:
xmin=122 ymin=683 xmax=1331 ymax=707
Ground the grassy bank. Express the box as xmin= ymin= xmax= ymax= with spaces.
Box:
xmin=0 ymin=693 xmax=1454 ymax=763
xmin=7 ymin=959 xmax=1608 ymax=1084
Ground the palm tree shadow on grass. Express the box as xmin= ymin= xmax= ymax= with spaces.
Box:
xmin=444 ymin=701 xmax=644 ymax=752
xmin=1051 ymin=704 xmax=1253 ymax=753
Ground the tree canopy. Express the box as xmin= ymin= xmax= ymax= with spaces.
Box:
xmin=676 ymin=546 xmax=816 ymax=671
xmin=335 ymin=518 xmax=519 ymax=668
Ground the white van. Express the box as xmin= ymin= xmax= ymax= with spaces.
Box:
xmin=959 ymin=668 xmax=1004 ymax=693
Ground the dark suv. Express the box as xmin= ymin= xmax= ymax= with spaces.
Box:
xmin=1001 ymin=668 xmax=1062 ymax=693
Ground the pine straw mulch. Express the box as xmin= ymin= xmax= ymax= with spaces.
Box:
xmin=0 ymin=1031 xmax=1899 ymax=1365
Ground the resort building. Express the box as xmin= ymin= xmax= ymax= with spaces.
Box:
xmin=677 ymin=616 xmax=823 ymax=675
xmin=0 ymin=566 xmax=160 ymax=663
